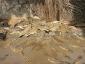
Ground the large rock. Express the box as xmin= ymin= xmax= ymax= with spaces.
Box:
xmin=59 ymin=0 xmax=85 ymax=25
xmin=0 ymin=0 xmax=58 ymax=21
xmin=0 ymin=0 xmax=30 ymax=18
xmin=0 ymin=0 xmax=85 ymax=25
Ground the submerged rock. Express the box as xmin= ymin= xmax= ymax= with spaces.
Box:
xmin=0 ymin=31 xmax=7 ymax=40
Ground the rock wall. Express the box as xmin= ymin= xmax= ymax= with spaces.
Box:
xmin=0 ymin=0 xmax=85 ymax=24
xmin=0 ymin=0 xmax=58 ymax=21
xmin=0 ymin=0 xmax=31 ymax=19
xmin=59 ymin=0 xmax=85 ymax=25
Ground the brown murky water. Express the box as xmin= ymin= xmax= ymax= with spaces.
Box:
xmin=0 ymin=31 xmax=85 ymax=64
xmin=0 ymin=18 xmax=85 ymax=64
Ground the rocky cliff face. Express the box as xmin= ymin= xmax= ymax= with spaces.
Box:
xmin=0 ymin=0 xmax=85 ymax=24
xmin=0 ymin=0 xmax=30 ymax=19
xmin=59 ymin=0 xmax=85 ymax=25
xmin=0 ymin=0 xmax=59 ymax=22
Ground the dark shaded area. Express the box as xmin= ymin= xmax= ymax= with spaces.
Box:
xmin=70 ymin=0 xmax=85 ymax=25
xmin=0 ymin=32 xmax=7 ymax=40
xmin=70 ymin=0 xmax=85 ymax=37
xmin=59 ymin=0 xmax=85 ymax=37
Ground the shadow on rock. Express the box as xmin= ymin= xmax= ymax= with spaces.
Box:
xmin=70 ymin=0 xmax=85 ymax=37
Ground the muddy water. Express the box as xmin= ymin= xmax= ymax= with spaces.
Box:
xmin=0 ymin=30 xmax=85 ymax=64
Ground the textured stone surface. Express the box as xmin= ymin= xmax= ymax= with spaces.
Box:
xmin=59 ymin=0 xmax=85 ymax=24
xmin=0 ymin=0 xmax=85 ymax=25
xmin=0 ymin=0 xmax=30 ymax=18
